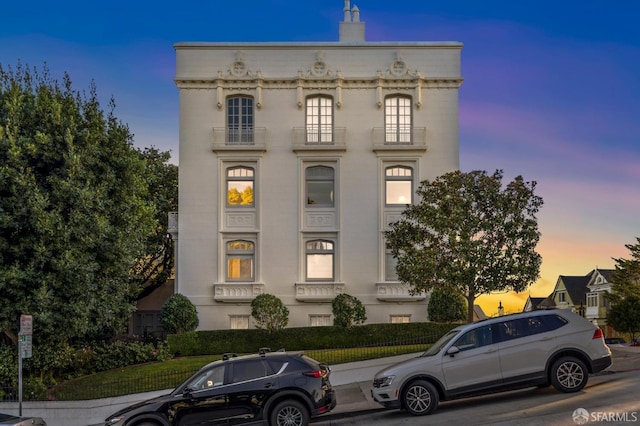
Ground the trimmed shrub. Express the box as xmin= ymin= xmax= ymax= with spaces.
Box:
xmin=251 ymin=294 xmax=289 ymax=332
xmin=161 ymin=294 xmax=199 ymax=334
xmin=332 ymin=294 xmax=366 ymax=328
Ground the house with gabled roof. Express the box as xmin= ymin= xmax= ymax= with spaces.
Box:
xmin=543 ymin=268 xmax=616 ymax=336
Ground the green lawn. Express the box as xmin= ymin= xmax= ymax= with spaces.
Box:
xmin=50 ymin=344 xmax=427 ymax=400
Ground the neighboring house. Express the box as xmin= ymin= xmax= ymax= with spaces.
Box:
xmin=473 ymin=305 xmax=488 ymax=322
xmin=172 ymin=2 xmax=463 ymax=330
xmin=541 ymin=268 xmax=615 ymax=335
xmin=522 ymin=296 xmax=547 ymax=312
xmin=129 ymin=279 xmax=175 ymax=338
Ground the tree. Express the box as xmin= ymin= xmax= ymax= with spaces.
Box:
xmin=160 ymin=294 xmax=199 ymax=334
xmin=251 ymin=294 xmax=289 ymax=332
xmin=607 ymin=238 xmax=640 ymax=305
xmin=132 ymin=147 xmax=178 ymax=296
xmin=606 ymin=295 xmax=640 ymax=343
xmin=332 ymin=294 xmax=367 ymax=328
xmin=386 ymin=170 xmax=543 ymax=323
xmin=428 ymin=287 xmax=466 ymax=323
xmin=0 ymin=64 xmax=156 ymax=369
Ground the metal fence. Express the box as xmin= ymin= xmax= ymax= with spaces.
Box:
xmin=1 ymin=333 xmax=438 ymax=402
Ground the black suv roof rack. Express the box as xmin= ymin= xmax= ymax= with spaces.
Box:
xmin=222 ymin=352 xmax=238 ymax=361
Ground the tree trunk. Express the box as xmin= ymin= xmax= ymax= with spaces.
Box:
xmin=466 ymin=294 xmax=476 ymax=324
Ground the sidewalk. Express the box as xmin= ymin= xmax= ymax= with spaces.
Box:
xmin=321 ymin=346 xmax=640 ymax=421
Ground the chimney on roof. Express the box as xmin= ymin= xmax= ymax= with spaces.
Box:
xmin=339 ymin=0 xmax=366 ymax=42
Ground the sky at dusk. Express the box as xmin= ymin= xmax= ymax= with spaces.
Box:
xmin=1 ymin=0 xmax=638 ymax=316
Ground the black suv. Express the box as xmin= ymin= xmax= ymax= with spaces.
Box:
xmin=105 ymin=349 xmax=336 ymax=426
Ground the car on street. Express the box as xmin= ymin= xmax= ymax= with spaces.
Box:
xmin=371 ymin=309 xmax=612 ymax=416
xmin=604 ymin=337 xmax=627 ymax=346
xmin=104 ymin=348 xmax=336 ymax=426
xmin=0 ymin=413 xmax=46 ymax=426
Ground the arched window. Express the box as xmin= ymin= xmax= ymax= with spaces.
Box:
xmin=306 ymin=96 xmax=333 ymax=143
xmin=226 ymin=240 xmax=254 ymax=281
xmin=384 ymin=95 xmax=412 ymax=143
xmin=227 ymin=96 xmax=254 ymax=144
xmin=306 ymin=166 xmax=334 ymax=207
xmin=385 ymin=166 xmax=413 ymax=205
xmin=306 ymin=240 xmax=334 ymax=280
xmin=227 ymin=166 xmax=255 ymax=207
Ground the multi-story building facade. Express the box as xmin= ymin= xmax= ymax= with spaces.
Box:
xmin=173 ymin=2 xmax=463 ymax=329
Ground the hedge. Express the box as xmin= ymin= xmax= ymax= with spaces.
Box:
xmin=167 ymin=322 xmax=460 ymax=356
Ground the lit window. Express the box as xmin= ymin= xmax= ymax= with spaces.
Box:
xmin=306 ymin=240 xmax=334 ymax=280
xmin=306 ymin=96 xmax=333 ymax=143
xmin=227 ymin=166 xmax=254 ymax=207
xmin=227 ymin=240 xmax=254 ymax=281
xmin=385 ymin=96 xmax=412 ymax=143
xmin=385 ymin=166 xmax=412 ymax=205
xmin=230 ymin=315 xmax=250 ymax=330
xmin=227 ymin=96 xmax=254 ymax=144
xmin=306 ymin=166 xmax=334 ymax=207
xmin=309 ymin=315 xmax=332 ymax=327
xmin=390 ymin=315 xmax=410 ymax=324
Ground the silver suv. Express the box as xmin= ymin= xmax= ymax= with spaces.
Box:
xmin=372 ymin=309 xmax=612 ymax=416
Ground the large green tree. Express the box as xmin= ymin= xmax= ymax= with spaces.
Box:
xmin=386 ymin=170 xmax=543 ymax=323
xmin=607 ymin=238 xmax=640 ymax=305
xmin=0 ymin=64 xmax=156 ymax=368
xmin=606 ymin=238 xmax=640 ymax=342
xmin=133 ymin=147 xmax=178 ymax=296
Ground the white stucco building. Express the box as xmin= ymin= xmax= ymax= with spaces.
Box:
xmin=173 ymin=2 xmax=463 ymax=330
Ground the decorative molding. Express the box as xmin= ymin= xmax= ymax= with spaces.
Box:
xmin=376 ymin=282 xmax=426 ymax=302
xmin=295 ymin=282 xmax=345 ymax=302
xmin=213 ymin=283 xmax=264 ymax=302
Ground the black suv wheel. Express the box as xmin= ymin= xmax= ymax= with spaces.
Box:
xmin=550 ymin=356 xmax=588 ymax=392
xmin=270 ymin=399 xmax=310 ymax=426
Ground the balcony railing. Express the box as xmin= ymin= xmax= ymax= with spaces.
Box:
xmin=292 ymin=127 xmax=346 ymax=151
xmin=212 ymin=127 xmax=267 ymax=151
xmin=372 ymin=127 xmax=427 ymax=151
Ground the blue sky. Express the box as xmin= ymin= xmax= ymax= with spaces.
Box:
xmin=1 ymin=1 xmax=639 ymax=314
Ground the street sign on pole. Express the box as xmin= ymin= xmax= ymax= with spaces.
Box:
xmin=20 ymin=314 xmax=32 ymax=335
xmin=20 ymin=335 xmax=32 ymax=359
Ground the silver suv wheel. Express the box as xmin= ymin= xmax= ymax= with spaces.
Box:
xmin=402 ymin=380 xmax=439 ymax=416
xmin=550 ymin=356 xmax=588 ymax=393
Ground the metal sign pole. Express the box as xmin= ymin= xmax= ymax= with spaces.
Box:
xmin=18 ymin=339 xmax=23 ymax=416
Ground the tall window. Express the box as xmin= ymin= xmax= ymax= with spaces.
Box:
xmin=306 ymin=96 xmax=333 ymax=143
xmin=226 ymin=240 xmax=254 ymax=281
xmin=306 ymin=240 xmax=334 ymax=280
xmin=385 ymin=96 xmax=412 ymax=143
xmin=587 ymin=293 xmax=598 ymax=308
xmin=306 ymin=166 xmax=334 ymax=207
xmin=227 ymin=96 xmax=254 ymax=144
xmin=227 ymin=166 xmax=254 ymax=207
xmin=385 ymin=166 xmax=412 ymax=205
xmin=385 ymin=248 xmax=398 ymax=281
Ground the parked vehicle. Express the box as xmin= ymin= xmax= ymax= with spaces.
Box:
xmin=104 ymin=349 xmax=336 ymax=426
xmin=604 ymin=337 xmax=627 ymax=346
xmin=372 ymin=309 xmax=612 ymax=416
xmin=633 ymin=336 xmax=640 ymax=347
xmin=0 ymin=413 xmax=46 ymax=426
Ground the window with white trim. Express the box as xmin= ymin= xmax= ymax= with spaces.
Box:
xmin=384 ymin=95 xmax=412 ymax=143
xmin=385 ymin=248 xmax=398 ymax=281
xmin=306 ymin=166 xmax=334 ymax=207
xmin=390 ymin=315 xmax=410 ymax=324
xmin=306 ymin=240 xmax=334 ymax=281
xmin=227 ymin=166 xmax=254 ymax=207
xmin=230 ymin=315 xmax=250 ymax=330
xmin=309 ymin=315 xmax=332 ymax=327
xmin=226 ymin=240 xmax=254 ymax=281
xmin=227 ymin=96 xmax=254 ymax=144
xmin=385 ymin=166 xmax=413 ymax=205
xmin=306 ymin=96 xmax=333 ymax=143
xmin=587 ymin=292 xmax=598 ymax=308
xmin=558 ymin=292 xmax=566 ymax=303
